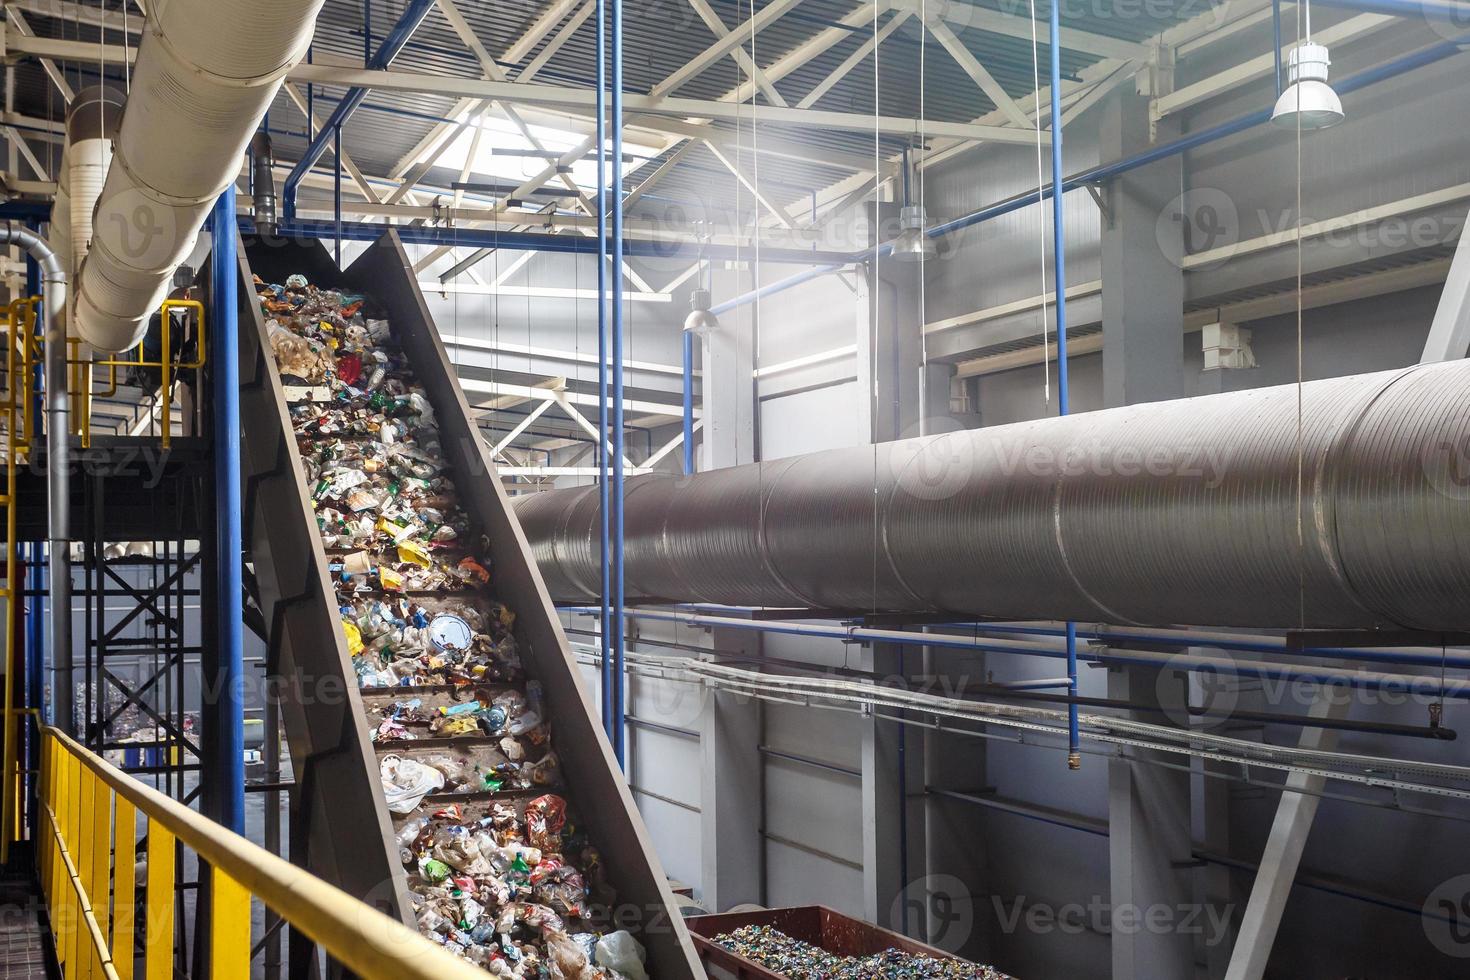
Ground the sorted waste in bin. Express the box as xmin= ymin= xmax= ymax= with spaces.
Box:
xmin=712 ymin=925 xmax=1014 ymax=980
xmin=257 ymin=271 xmax=648 ymax=978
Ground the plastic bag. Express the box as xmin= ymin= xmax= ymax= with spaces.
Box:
xmin=595 ymin=931 xmax=649 ymax=980
xmin=380 ymin=755 xmax=446 ymax=813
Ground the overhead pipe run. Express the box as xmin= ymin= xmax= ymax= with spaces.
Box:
xmin=564 ymin=608 xmax=1470 ymax=703
xmin=0 ymin=223 xmax=70 ymax=731
xmin=74 ymin=0 xmax=327 ymax=353
xmin=518 ymin=359 xmax=1470 ymax=632
xmin=48 ymin=86 xmax=127 ymax=305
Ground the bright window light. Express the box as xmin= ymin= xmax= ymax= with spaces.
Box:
xmin=433 ymin=114 xmax=661 ymax=196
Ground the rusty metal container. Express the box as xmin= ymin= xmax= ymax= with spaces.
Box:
xmin=686 ymin=905 xmax=966 ymax=979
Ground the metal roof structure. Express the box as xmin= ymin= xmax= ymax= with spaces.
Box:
xmin=3 ymin=0 xmax=1199 ymax=233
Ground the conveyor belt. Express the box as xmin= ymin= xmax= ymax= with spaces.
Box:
xmin=233 ymin=230 xmax=702 ymax=978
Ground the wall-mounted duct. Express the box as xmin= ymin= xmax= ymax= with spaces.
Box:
xmin=74 ymin=0 xmax=326 ymax=353
xmin=48 ymin=86 xmax=126 ymax=318
xmin=515 ymin=360 xmax=1470 ymax=631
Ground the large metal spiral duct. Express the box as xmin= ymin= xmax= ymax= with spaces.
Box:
xmin=513 ymin=360 xmax=1470 ymax=631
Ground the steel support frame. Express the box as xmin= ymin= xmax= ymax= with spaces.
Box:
xmin=281 ymin=0 xmax=437 ymax=219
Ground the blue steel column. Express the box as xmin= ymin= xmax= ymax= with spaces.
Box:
xmin=610 ymin=0 xmax=628 ymax=768
xmin=209 ymin=186 xmax=245 ymax=833
xmin=596 ymin=0 xmax=613 ymax=741
xmin=1048 ymin=0 xmax=1081 ymax=772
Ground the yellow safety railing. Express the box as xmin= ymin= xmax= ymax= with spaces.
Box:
xmin=0 ymin=297 xmax=39 ymax=866
xmin=70 ymin=297 xmax=207 ymax=449
xmin=40 ymin=726 xmax=487 ymax=980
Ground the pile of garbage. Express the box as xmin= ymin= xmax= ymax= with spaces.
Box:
xmin=712 ymin=925 xmax=1014 ymax=980
xmin=259 ymin=273 xmax=646 ymax=979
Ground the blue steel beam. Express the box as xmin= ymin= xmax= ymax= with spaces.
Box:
xmin=282 ymin=0 xmax=437 ymax=219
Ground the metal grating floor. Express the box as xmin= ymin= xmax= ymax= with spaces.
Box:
xmin=0 ymin=882 xmax=48 ymax=980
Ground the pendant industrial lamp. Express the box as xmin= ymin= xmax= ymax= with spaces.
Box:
xmin=1271 ymin=0 xmax=1344 ymax=130
xmin=683 ymin=288 xmax=720 ymax=334
xmin=684 ymin=238 xmax=720 ymax=334
xmin=892 ymin=147 xmax=936 ymax=264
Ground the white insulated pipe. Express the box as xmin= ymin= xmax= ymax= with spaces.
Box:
xmin=48 ymin=86 xmax=126 ymax=341
xmin=74 ymin=0 xmax=327 ymax=353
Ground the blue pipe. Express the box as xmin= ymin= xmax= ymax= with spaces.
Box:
xmin=710 ymin=264 xmax=843 ymax=314
xmin=611 ymin=0 xmax=628 ymax=769
xmin=282 ymin=0 xmax=436 ymax=219
xmin=209 ymin=186 xmax=245 ymax=834
xmin=1045 ymin=0 xmax=1081 ymax=772
xmin=948 ymin=624 xmax=1470 ymax=671
xmin=681 ymin=331 xmax=694 ymax=475
xmin=563 ymin=608 xmax=1470 ymax=700
xmin=679 ymin=604 xmax=1470 ymax=669
xmin=596 ymin=0 xmax=613 ymax=743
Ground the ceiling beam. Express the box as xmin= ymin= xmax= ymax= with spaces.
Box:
xmin=648 ymin=0 xmax=804 ymax=98
xmin=926 ymin=19 xmax=1033 ymax=129
xmin=683 ymin=0 xmax=789 ymax=106
xmin=286 ymin=63 xmax=1052 ymax=144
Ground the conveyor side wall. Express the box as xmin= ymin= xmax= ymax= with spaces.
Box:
xmin=237 ymin=231 xmax=704 ymax=978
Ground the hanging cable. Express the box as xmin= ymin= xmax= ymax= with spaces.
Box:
xmin=1028 ymin=0 xmax=1052 ymax=406
xmin=1295 ymin=0 xmax=1307 ymax=630
xmin=917 ymin=0 xmax=929 ymax=436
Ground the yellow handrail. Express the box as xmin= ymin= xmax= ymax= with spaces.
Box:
xmin=40 ymin=726 xmax=487 ymax=980
xmin=0 ymin=297 xmax=39 ymax=866
xmin=72 ymin=298 xmax=208 ymax=448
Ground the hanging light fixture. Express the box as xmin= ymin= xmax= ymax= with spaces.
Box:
xmin=891 ymin=147 xmax=935 ymax=263
xmin=683 ymin=288 xmax=720 ymax=334
xmin=1271 ymin=0 xmax=1343 ymax=132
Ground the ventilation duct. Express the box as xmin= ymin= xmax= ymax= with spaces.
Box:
xmin=48 ymin=86 xmax=126 ymax=317
xmin=515 ymin=360 xmax=1470 ymax=631
xmin=74 ymin=0 xmax=326 ymax=353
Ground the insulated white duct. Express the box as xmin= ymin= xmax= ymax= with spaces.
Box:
xmin=48 ymin=86 xmax=126 ymax=328
xmin=74 ymin=0 xmax=327 ymax=353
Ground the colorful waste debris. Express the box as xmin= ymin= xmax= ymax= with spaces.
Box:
xmin=260 ymin=273 xmax=639 ymax=977
xmin=712 ymin=925 xmax=1015 ymax=980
